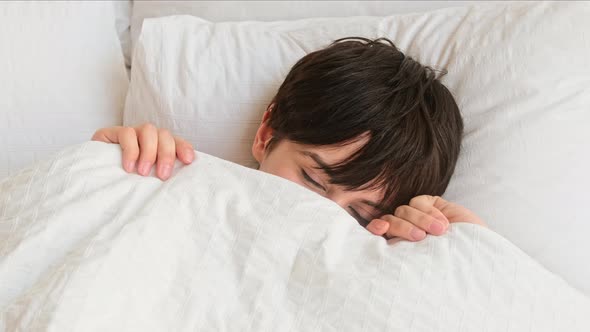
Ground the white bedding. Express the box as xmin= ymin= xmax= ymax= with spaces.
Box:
xmin=124 ymin=1 xmax=590 ymax=295
xmin=1 ymin=142 xmax=589 ymax=331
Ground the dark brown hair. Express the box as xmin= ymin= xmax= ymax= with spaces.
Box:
xmin=266 ymin=37 xmax=463 ymax=223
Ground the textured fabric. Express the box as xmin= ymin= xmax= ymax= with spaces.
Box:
xmin=1 ymin=142 xmax=589 ymax=331
xmin=123 ymin=1 xmax=590 ymax=295
xmin=0 ymin=1 xmax=129 ymax=181
xmin=129 ymin=0 xmax=482 ymax=61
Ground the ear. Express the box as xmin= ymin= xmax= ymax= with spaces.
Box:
xmin=251 ymin=104 xmax=274 ymax=163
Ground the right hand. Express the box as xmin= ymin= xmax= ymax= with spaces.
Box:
xmin=366 ymin=195 xmax=486 ymax=242
xmin=91 ymin=123 xmax=195 ymax=180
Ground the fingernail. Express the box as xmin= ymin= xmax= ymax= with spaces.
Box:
xmin=437 ymin=216 xmax=449 ymax=226
xmin=160 ymin=164 xmax=172 ymax=179
xmin=368 ymin=219 xmax=388 ymax=234
xmin=124 ymin=161 xmax=135 ymax=172
xmin=411 ymin=228 xmax=426 ymax=241
xmin=374 ymin=219 xmax=389 ymax=229
xmin=138 ymin=162 xmax=150 ymax=175
xmin=429 ymin=221 xmax=446 ymax=235
xmin=185 ymin=149 xmax=194 ymax=163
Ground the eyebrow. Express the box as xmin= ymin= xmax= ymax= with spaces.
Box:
xmin=302 ymin=151 xmax=331 ymax=170
xmin=301 ymin=151 xmax=387 ymax=212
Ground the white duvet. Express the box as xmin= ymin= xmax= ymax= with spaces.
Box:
xmin=1 ymin=142 xmax=589 ymax=331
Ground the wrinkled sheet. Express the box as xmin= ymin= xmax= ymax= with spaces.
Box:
xmin=1 ymin=142 xmax=589 ymax=331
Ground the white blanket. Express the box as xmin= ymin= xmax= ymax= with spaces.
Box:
xmin=1 ymin=142 xmax=589 ymax=331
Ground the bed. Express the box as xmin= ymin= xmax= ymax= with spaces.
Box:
xmin=1 ymin=1 xmax=589 ymax=331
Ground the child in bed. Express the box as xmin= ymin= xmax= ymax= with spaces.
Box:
xmin=92 ymin=37 xmax=485 ymax=242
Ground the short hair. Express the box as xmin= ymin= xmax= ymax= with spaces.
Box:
xmin=266 ymin=37 xmax=463 ymax=223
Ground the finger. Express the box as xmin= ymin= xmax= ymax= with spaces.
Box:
xmin=394 ymin=205 xmax=447 ymax=236
xmin=366 ymin=218 xmax=390 ymax=236
xmin=135 ymin=123 xmax=158 ymax=176
xmin=381 ymin=214 xmax=426 ymax=241
xmin=156 ymin=128 xmax=176 ymax=180
xmin=91 ymin=126 xmax=123 ymax=143
xmin=409 ymin=195 xmax=450 ymax=226
xmin=117 ymin=127 xmax=140 ymax=172
xmin=431 ymin=196 xmax=486 ymax=226
xmin=174 ymin=136 xmax=195 ymax=164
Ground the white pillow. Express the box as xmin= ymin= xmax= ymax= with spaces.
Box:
xmin=0 ymin=1 xmax=129 ymax=180
xmin=123 ymin=2 xmax=590 ymax=295
xmin=129 ymin=0 xmax=482 ymax=58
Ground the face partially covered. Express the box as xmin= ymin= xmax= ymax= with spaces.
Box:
xmin=252 ymin=111 xmax=386 ymax=226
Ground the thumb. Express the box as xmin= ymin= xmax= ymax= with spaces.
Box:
xmin=409 ymin=195 xmax=449 ymax=225
xmin=366 ymin=218 xmax=390 ymax=236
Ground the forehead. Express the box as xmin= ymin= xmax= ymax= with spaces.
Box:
xmin=294 ymin=133 xmax=370 ymax=166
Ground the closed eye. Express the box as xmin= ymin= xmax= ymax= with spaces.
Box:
xmin=349 ymin=207 xmax=370 ymax=228
xmin=300 ymin=168 xmax=326 ymax=191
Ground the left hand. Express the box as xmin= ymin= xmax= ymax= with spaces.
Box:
xmin=366 ymin=195 xmax=486 ymax=241
xmin=91 ymin=123 xmax=194 ymax=181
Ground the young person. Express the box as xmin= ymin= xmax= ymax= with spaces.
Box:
xmin=92 ymin=37 xmax=485 ymax=242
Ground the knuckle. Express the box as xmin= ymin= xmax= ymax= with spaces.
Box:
xmin=394 ymin=205 xmax=408 ymax=217
xmin=418 ymin=213 xmax=434 ymax=226
xmin=158 ymin=128 xmax=171 ymax=137
xmin=409 ymin=196 xmax=421 ymax=207
xmin=139 ymin=147 xmax=157 ymax=162
xmin=380 ymin=214 xmax=395 ymax=222
xmin=428 ymin=207 xmax=442 ymax=218
xmin=420 ymin=206 xmax=436 ymax=217
xmin=123 ymin=140 xmax=139 ymax=152
xmin=432 ymin=196 xmax=443 ymax=205
xmin=141 ymin=122 xmax=157 ymax=132
xmin=409 ymin=195 xmax=430 ymax=207
xmin=126 ymin=144 xmax=140 ymax=155
xmin=121 ymin=126 xmax=136 ymax=138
